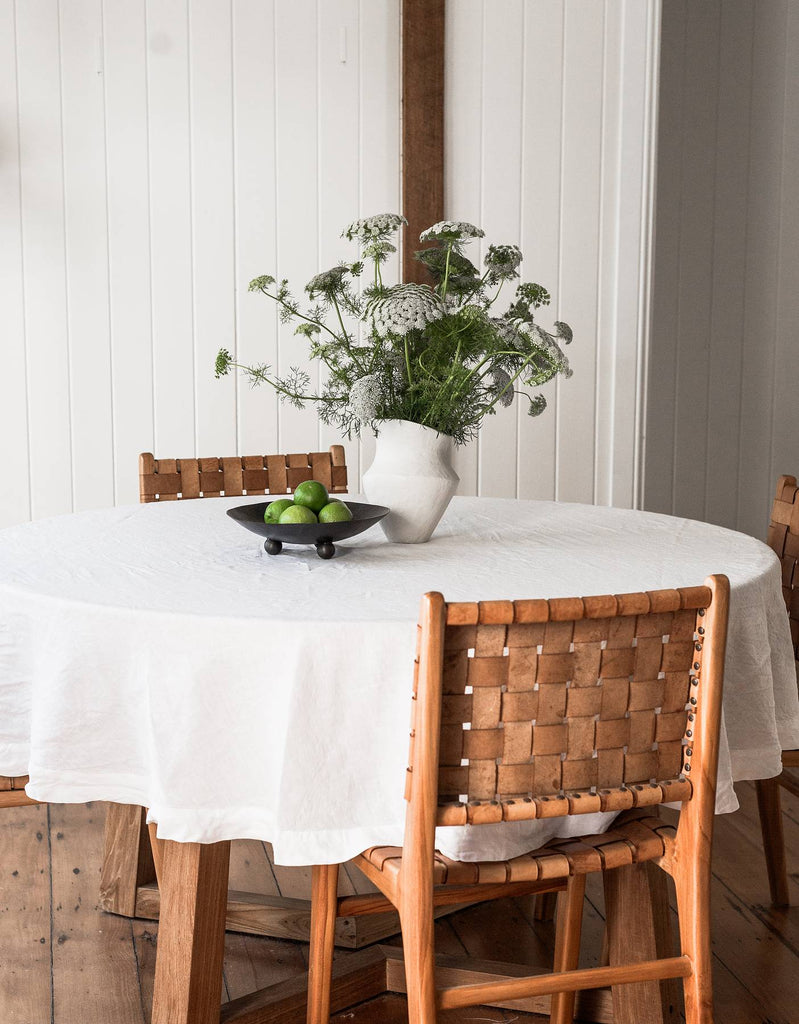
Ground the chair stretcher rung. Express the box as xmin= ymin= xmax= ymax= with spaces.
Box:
xmin=436 ymin=954 xmax=693 ymax=1010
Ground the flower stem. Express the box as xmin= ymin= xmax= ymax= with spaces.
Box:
xmin=256 ymin=285 xmax=340 ymax=342
xmin=440 ymin=241 xmax=454 ymax=300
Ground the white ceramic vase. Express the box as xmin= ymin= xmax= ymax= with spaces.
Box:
xmin=363 ymin=419 xmax=460 ymax=543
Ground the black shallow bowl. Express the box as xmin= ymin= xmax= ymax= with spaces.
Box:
xmin=227 ymin=500 xmax=390 ymax=559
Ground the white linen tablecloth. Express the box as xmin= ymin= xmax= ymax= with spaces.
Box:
xmin=0 ymin=495 xmax=796 ymax=865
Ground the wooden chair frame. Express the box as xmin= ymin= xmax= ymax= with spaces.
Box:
xmin=306 ymin=578 xmax=729 ymax=1024
xmin=757 ymin=474 xmax=799 ymax=906
xmin=0 ymin=774 xmax=38 ymax=809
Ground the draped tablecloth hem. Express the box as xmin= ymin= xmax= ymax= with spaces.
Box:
xmin=24 ymin=768 xmax=152 ymax=808
xmin=730 ymin=747 xmax=787 ymax=785
xmin=146 ymin=810 xmax=406 ymax=868
xmin=25 ymin=770 xmax=407 ymax=866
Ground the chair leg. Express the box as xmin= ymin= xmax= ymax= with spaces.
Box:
xmin=399 ymin=883 xmax=437 ymax=1024
xmin=549 ymin=874 xmax=586 ymax=1024
xmin=307 ymin=864 xmax=340 ymax=1024
xmin=756 ymin=776 xmax=790 ymax=907
xmin=151 ymin=839 xmax=231 ymax=1024
xmin=534 ymin=890 xmax=559 ymax=921
xmin=673 ymin=856 xmax=713 ymax=1024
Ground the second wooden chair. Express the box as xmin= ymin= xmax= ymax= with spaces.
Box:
xmin=308 ymin=577 xmax=729 ymax=1024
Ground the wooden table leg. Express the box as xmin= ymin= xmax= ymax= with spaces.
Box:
xmin=603 ymin=861 xmax=680 ymax=1024
xmin=99 ymin=803 xmax=156 ymax=916
xmin=152 ymin=839 xmax=231 ymax=1024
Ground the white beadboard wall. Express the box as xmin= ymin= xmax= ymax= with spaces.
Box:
xmin=0 ymin=0 xmax=660 ymax=527
xmin=644 ymin=0 xmax=799 ymax=539
xmin=0 ymin=0 xmax=400 ymax=527
xmin=446 ymin=0 xmax=661 ymax=506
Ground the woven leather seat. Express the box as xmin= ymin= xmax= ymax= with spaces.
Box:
xmin=359 ymin=808 xmax=677 ymax=887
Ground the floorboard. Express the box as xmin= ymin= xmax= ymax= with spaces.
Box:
xmin=0 ymin=782 xmax=797 ymax=1023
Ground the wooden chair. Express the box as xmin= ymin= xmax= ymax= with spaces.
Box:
xmin=138 ymin=444 xmax=347 ymax=502
xmin=100 ymin=444 xmax=350 ymax=933
xmin=756 ymin=474 xmax=799 ymax=906
xmin=308 ymin=578 xmax=729 ymax=1024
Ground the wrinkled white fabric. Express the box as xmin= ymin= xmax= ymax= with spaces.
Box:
xmin=0 ymin=495 xmax=796 ymax=865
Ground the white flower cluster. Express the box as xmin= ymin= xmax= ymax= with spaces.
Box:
xmin=491 ymin=317 xmax=525 ymax=349
xmin=420 ymin=221 xmax=485 ymax=243
xmin=485 ymin=244 xmax=522 ymax=283
xmin=342 ymin=214 xmax=407 ymax=241
xmin=367 ymin=284 xmax=445 ymax=338
xmin=490 ymin=369 xmax=514 ymax=408
xmin=305 ymin=266 xmax=348 ymax=298
xmin=347 ymin=374 xmax=384 ymax=421
xmin=520 ymin=322 xmax=573 ymax=377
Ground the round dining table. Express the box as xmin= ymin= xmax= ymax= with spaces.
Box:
xmin=1 ymin=493 xmax=797 ymax=1024
xmin=0 ymin=493 xmax=796 ymax=860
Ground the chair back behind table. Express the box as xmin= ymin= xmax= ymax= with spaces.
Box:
xmin=138 ymin=444 xmax=348 ymax=502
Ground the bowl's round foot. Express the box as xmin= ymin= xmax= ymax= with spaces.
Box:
xmin=316 ymin=540 xmax=335 ymax=560
xmin=264 ymin=538 xmax=282 ymax=555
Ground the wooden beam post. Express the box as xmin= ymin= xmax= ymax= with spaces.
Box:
xmin=401 ymin=0 xmax=445 ymax=283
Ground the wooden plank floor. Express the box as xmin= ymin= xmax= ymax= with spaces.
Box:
xmin=0 ymin=780 xmax=796 ymax=1023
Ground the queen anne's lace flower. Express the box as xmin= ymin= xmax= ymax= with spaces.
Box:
xmin=490 ymin=368 xmax=514 ymax=408
xmin=347 ymin=374 xmax=384 ymax=421
xmin=367 ymin=284 xmax=446 ymax=338
xmin=520 ymin=322 xmax=573 ymax=377
xmin=420 ymin=221 xmax=485 ymax=243
xmin=342 ymin=214 xmax=407 ymax=242
xmin=490 ymin=317 xmax=525 ymax=349
xmin=485 ymin=244 xmax=522 ymax=283
xmin=305 ymin=266 xmax=348 ymax=298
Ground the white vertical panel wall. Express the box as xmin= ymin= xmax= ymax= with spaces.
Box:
xmin=446 ymin=0 xmax=661 ymax=505
xmin=1 ymin=0 xmax=660 ymax=527
xmin=0 ymin=0 xmax=400 ymax=527
xmin=644 ymin=0 xmax=799 ymax=539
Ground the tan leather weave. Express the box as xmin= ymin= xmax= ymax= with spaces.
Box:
xmin=138 ymin=445 xmax=347 ymax=502
xmin=767 ymin=474 xmax=799 ymax=660
xmin=359 ymin=808 xmax=676 ymax=885
xmin=406 ymin=588 xmax=710 ymax=827
xmin=0 ymin=775 xmax=30 ymax=792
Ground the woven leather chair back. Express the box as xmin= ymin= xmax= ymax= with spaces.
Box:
xmin=408 ymin=583 xmax=728 ymax=828
xmin=138 ymin=445 xmax=347 ymax=503
xmin=767 ymin=474 xmax=799 ymax=662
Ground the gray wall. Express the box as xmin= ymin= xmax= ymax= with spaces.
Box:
xmin=645 ymin=0 xmax=799 ymax=538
